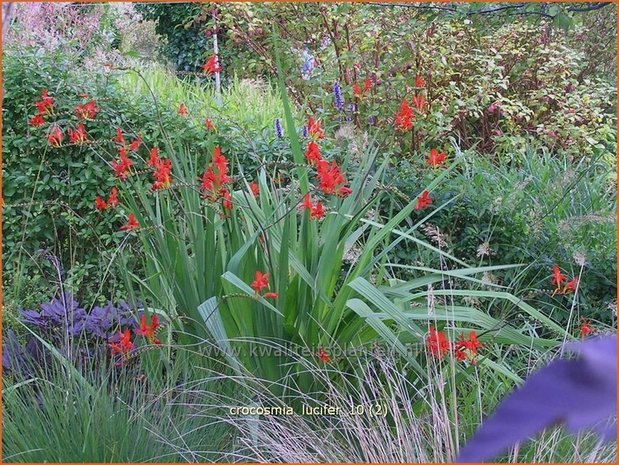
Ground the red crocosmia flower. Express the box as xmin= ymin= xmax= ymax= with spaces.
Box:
xmin=94 ymin=196 xmax=107 ymax=212
xmin=563 ymin=278 xmax=579 ymax=294
xmin=455 ymin=331 xmax=483 ymax=363
xmin=128 ymin=135 xmax=142 ymax=152
xmin=67 ymin=123 xmax=88 ymax=145
xmin=114 ymin=128 xmax=125 ymax=145
xmin=307 ymin=116 xmax=325 ymax=140
xmin=551 ymin=264 xmax=567 ymax=288
xmin=251 ymin=271 xmax=270 ymax=294
xmin=109 ymin=329 xmax=134 ymax=355
xmin=148 ymin=147 xmax=161 ymax=168
xmin=120 ymin=213 xmax=139 ymax=232
xmin=35 ymin=100 xmax=49 ymax=115
xmin=41 ymin=89 xmax=53 ymax=106
xmin=152 ymin=158 xmax=172 ymax=191
xmin=29 ymin=114 xmax=45 ymax=127
xmin=263 ymin=292 xmax=279 ymax=299
xmin=427 ymin=148 xmax=447 ymax=167
xmin=137 ymin=314 xmax=160 ymax=344
xmin=412 ymin=94 xmax=427 ymax=112
xmin=75 ymin=100 xmax=99 ymax=120
xmin=178 ymin=103 xmax=188 ymax=116
xmin=222 ymin=189 xmax=233 ymax=210
xmin=111 ymin=148 xmax=133 ymax=180
xmin=201 ymin=167 xmax=216 ymax=192
xmin=394 ymin=99 xmax=414 ymax=131
xmin=202 ymin=55 xmax=221 ymax=75
xmin=415 ymin=191 xmax=432 ymax=210
xmin=107 ymin=187 xmax=119 ymax=208
xmin=205 ymin=118 xmax=216 ymax=130
xmin=337 ymin=186 xmax=353 ymax=198
xmin=353 ymin=82 xmax=362 ymax=97
xmin=426 ymin=326 xmax=451 ymax=360
xmin=364 ymin=78 xmax=372 ymax=92
xmin=310 ymin=201 xmax=326 ymax=220
xmin=35 ymin=89 xmax=54 ymax=115
xmin=212 ymin=147 xmax=227 ymax=172
xmin=201 ymin=147 xmax=231 ymax=201
xmin=579 ymin=318 xmax=594 ymax=338
xmin=305 ymin=141 xmax=323 ymax=166
xmin=300 ymin=193 xmax=314 ymax=211
xmin=249 ymin=182 xmax=260 ymax=197
xmin=316 ymin=160 xmax=347 ymax=195
xmin=47 ymin=126 xmax=63 ymax=147
xmin=415 ymin=74 xmax=425 ymax=88
xmin=317 ymin=347 xmax=331 ymax=363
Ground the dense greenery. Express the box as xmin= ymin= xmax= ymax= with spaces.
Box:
xmin=2 ymin=3 xmax=616 ymax=463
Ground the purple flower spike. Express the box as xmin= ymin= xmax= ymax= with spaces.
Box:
xmin=333 ymin=81 xmax=344 ymax=112
xmin=274 ymin=118 xmax=283 ymax=139
xmin=457 ymin=335 xmax=617 ymax=463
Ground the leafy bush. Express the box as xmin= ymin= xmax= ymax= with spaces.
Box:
xmin=2 ymin=52 xmax=286 ymax=315
xmin=135 ymin=2 xmax=215 ymax=73
xmin=213 ymin=3 xmax=616 ymax=160
xmin=386 ymin=147 xmax=617 ymax=325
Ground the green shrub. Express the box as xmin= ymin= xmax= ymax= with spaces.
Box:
xmin=214 ymin=4 xmax=616 ymax=160
xmin=386 ymin=147 xmax=616 ymax=325
xmin=2 ymin=51 xmax=289 ymax=315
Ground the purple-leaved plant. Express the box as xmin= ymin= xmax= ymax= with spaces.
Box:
xmin=3 ymin=293 xmax=144 ymax=376
xmin=20 ymin=292 xmax=139 ymax=339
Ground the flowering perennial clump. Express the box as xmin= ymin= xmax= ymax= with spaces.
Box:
xmin=426 ymin=326 xmax=483 ymax=364
xmin=111 ymin=148 xmax=133 ymax=180
xmin=352 ymin=78 xmax=372 ymax=98
xmin=109 ymin=329 xmax=134 ymax=356
xmin=415 ymin=74 xmax=425 ymax=88
xmin=95 ymin=187 xmax=119 ymax=212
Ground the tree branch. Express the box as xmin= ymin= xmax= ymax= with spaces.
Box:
xmin=368 ymin=1 xmax=612 ymax=18
xmin=567 ymin=2 xmax=613 ymax=13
